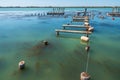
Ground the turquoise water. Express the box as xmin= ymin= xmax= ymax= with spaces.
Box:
xmin=0 ymin=8 xmax=120 ymax=80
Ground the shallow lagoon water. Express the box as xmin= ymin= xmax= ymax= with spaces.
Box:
xmin=0 ymin=8 xmax=120 ymax=80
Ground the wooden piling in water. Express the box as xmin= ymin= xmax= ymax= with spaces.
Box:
xmin=80 ymin=72 xmax=90 ymax=80
xmin=18 ymin=61 xmax=25 ymax=70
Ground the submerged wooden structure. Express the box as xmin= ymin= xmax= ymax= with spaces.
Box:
xmin=80 ymin=72 xmax=90 ymax=80
xmin=55 ymin=29 xmax=91 ymax=36
xmin=47 ymin=7 xmax=65 ymax=16
xmin=76 ymin=8 xmax=88 ymax=16
xmin=72 ymin=16 xmax=89 ymax=22
xmin=55 ymin=17 xmax=93 ymax=36
xmin=62 ymin=24 xmax=86 ymax=29
xmin=54 ymin=8 xmax=93 ymax=36
xmin=107 ymin=7 xmax=120 ymax=17
xmin=18 ymin=61 xmax=25 ymax=70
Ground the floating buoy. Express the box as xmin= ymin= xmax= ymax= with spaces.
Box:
xmin=81 ymin=36 xmax=89 ymax=42
xmin=43 ymin=40 xmax=48 ymax=45
xmin=18 ymin=61 xmax=25 ymax=70
xmin=88 ymin=27 xmax=94 ymax=32
xmin=84 ymin=19 xmax=89 ymax=22
xmin=112 ymin=17 xmax=115 ymax=20
xmin=85 ymin=46 xmax=90 ymax=52
xmin=80 ymin=72 xmax=90 ymax=80
xmin=84 ymin=22 xmax=89 ymax=26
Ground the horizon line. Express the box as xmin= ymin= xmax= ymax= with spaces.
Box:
xmin=0 ymin=6 xmax=120 ymax=8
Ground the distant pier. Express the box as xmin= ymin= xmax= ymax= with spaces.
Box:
xmin=107 ymin=7 xmax=120 ymax=17
xmin=47 ymin=12 xmax=64 ymax=15
xmin=107 ymin=12 xmax=120 ymax=17
xmin=47 ymin=7 xmax=65 ymax=16
xmin=72 ymin=16 xmax=89 ymax=22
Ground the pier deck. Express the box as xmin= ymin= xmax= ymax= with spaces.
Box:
xmin=107 ymin=12 xmax=120 ymax=17
xmin=72 ymin=16 xmax=89 ymax=22
xmin=63 ymin=24 xmax=86 ymax=27
xmin=62 ymin=24 xmax=88 ymax=29
xmin=55 ymin=29 xmax=91 ymax=35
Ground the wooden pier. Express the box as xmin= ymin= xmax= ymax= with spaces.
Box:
xmin=47 ymin=12 xmax=64 ymax=15
xmin=62 ymin=24 xmax=88 ymax=29
xmin=55 ymin=29 xmax=91 ymax=35
xmin=47 ymin=7 xmax=65 ymax=16
xmin=107 ymin=7 xmax=120 ymax=17
xmin=107 ymin=12 xmax=120 ymax=17
xmin=72 ymin=16 xmax=89 ymax=22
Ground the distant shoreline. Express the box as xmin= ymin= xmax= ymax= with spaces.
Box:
xmin=0 ymin=6 xmax=120 ymax=8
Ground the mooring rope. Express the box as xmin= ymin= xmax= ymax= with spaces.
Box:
xmin=85 ymin=51 xmax=90 ymax=73
xmin=85 ymin=40 xmax=90 ymax=73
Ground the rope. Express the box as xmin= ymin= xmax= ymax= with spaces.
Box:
xmin=85 ymin=51 xmax=90 ymax=72
xmin=85 ymin=41 xmax=90 ymax=73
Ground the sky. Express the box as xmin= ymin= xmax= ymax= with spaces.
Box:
xmin=0 ymin=0 xmax=120 ymax=6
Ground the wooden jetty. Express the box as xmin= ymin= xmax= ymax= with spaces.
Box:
xmin=107 ymin=12 xmax=120 ymax=17
xmin=55 ymin=29 xmax=91 ymax=35
xmin=62 ymin=24 xmax=88 ymax=29
xmin=107 ymin=7 xmax=120 ymax=17
xmin=47 ymin=12 xmax=64 ymax=15
xmin=47 ymin=7 xmax=65 ymax=16
xmin=76 ymin=8 xmax=88 ymax=16
xmin=72 ymin=16 xmax=89 ymax=22
xmin=73 ymin=16 xmax=89 ymax=19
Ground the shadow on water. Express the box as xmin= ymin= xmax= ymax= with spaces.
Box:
xmin=24 ymin=40 xmax=49 ymax=57
xmin=25 ymin=38 xmax=65 ymax=58
xmin=0 ymin=58 xmax=7 ymax=71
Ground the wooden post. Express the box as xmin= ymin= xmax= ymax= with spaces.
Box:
xmin=85 ymin=46 xmax=90 ymax=52
xmin=118 ymin=8 xmax=120 ymax=12
xmin=18 ymin=61 xmax=25 ymax=70
xmin=80 ymin=72 xmax=90 ymax=80
xmin=43 ymin=40 xmax=48 ymax=45
xmin=63 ymin=26 xmax=65 ymax=29
xmin=56 ymin=31 xmax=59 ymax=36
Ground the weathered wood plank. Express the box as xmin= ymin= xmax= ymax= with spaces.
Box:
xmin=55 ymin=29 xmax=92 ymax=34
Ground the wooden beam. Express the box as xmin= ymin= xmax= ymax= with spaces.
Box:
xmin=55 ymin=29 xmax=92 ymax=36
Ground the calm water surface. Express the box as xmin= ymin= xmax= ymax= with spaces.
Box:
xmin=0 ymin=8 xmax=120 ymax=80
